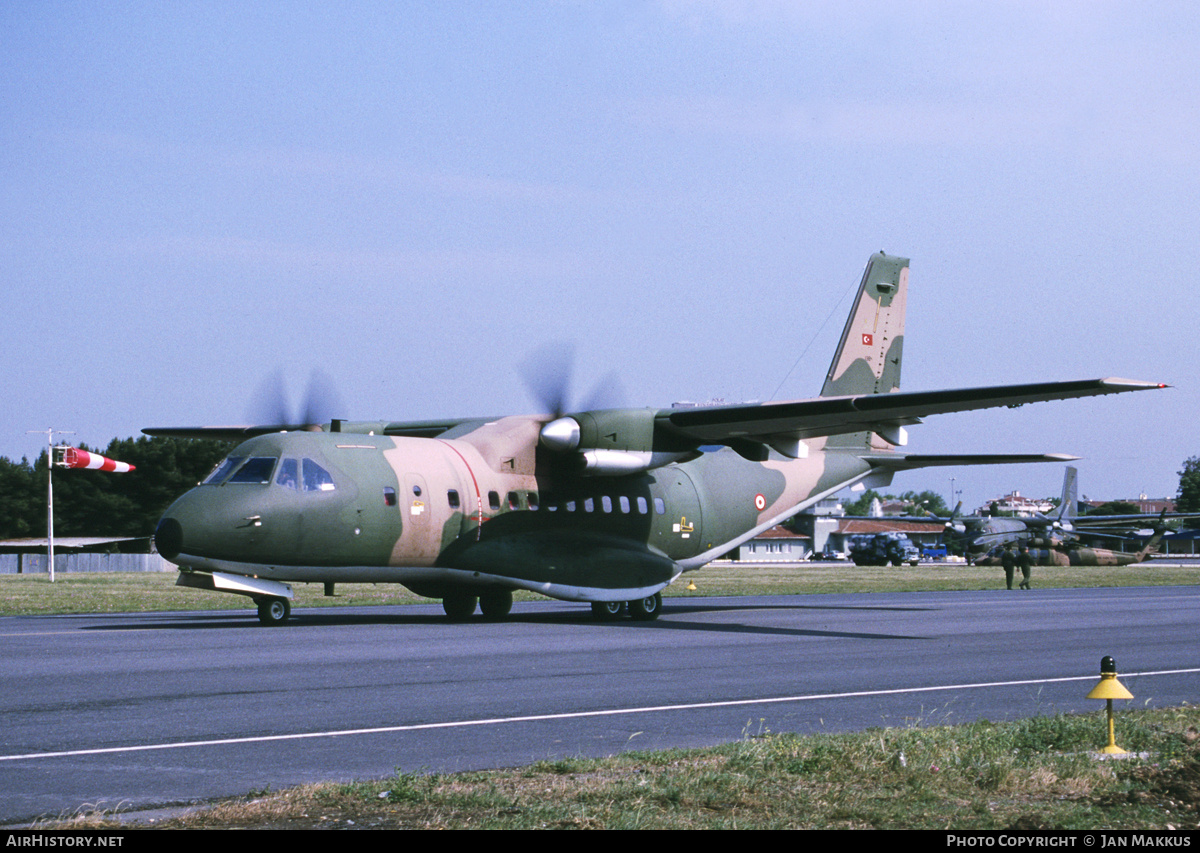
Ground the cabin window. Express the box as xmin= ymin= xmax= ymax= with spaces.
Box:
xmin=383 ymin=487 xmax=397 ymax=507
xmin=412 ymin=484 xmax=422 ymax=497
xmin=583 ymin=497 xmax=594 ymax=513
xmin=654 ymin=497 xmax=666 ymax=515
xmin=637 ymin=496 xmax=648 ymax=514
xmin=565 ymin=500 xmax=576 ymax=512
xmin=275 ymin=458 xmax=299 ymax=490
xmin=619 ymin=496 xmax=631 ymax=514
xmin=601 ymin=496 xmax=613 ymax=513
xmin=507 ymin=491 xmax=520 ymax=510
xmin=528 ymin=492 xmax=539 ymax=511
xmin=228 ymin=457 xmax=277 ymax=485
xmin=447 ymin=489 xmax=460 ymax=509
xmin=488 ymin=491 xmax=501 ymax=511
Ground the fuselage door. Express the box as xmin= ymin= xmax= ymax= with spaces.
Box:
xmin=400 ymin=473 xmax=439 ymax=557
xmin=651 ymin=468 xmax=705 ymax=560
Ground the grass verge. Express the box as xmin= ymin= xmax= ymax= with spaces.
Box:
xmin=44 ymin=706 xmax=1200 ymax=830
xmin=1 ymin=561 xmax=1197 ymax=617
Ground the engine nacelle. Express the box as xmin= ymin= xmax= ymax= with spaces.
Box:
xmin=539 ymin=408 xmax=697 ymax=475
xmin=580 ymin=449 xmax=699 ymax=476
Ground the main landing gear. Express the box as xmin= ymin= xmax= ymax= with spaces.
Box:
xmin=591 ymin=592 xmax=662 ymax=622
xmin=438 ymin=590 xmax=663 ymax=622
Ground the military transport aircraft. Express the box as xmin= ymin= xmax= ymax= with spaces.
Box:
xmin=145 ymin=252 xmax=1166 ymax=624
xmin=935 ymin=466 xmax=1193 ymax=562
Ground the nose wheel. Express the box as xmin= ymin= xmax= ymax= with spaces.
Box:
xmin=256 ymin=596 xmax=291 ymax=626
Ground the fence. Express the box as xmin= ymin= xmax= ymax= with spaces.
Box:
xmin=0 ymin=553 xmax=174 ymax=574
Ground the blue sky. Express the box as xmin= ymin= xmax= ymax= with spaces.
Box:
xmin=3 ymin=1 xmax=1197 ymax=512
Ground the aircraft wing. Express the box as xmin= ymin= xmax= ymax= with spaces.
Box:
xmin=657 ymin=378 xmax=1165 ymax=447
xmin=141 ymin=425 xmax=306 ymax=441
xmin=1069 ymin=513 xmax=1200 ymax=526
xmin=143 ymin=418 xmax=476 ymax=441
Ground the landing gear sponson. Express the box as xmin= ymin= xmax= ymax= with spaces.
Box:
xmin=443 ymin=591 xmax=664 ymax=622
xmin=177 ymin=570 xmax=664 ymax=624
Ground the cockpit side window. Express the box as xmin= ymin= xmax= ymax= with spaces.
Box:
xmin=302 ymin=458 xmax=336 ymax=492
xmin=228 ymin=457 xmax=278 ymax=485
xmin=275 ymin=458 xmax=299 ymax=490
xmin=203 ymin=456 xmax=244 ymax=485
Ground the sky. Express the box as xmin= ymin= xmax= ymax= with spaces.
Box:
xmin=2 ymin=1 xmax=1197 ymax=513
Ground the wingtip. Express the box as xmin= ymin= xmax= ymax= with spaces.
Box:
xmin=1098 ymin=378 xmax=1171 ymax=390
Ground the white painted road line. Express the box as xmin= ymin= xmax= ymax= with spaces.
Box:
xmin=3 ymin=667 xmax=1195 ymax=763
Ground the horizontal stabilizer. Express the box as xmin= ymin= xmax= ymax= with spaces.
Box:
xmin=870 ymin=453 xmax=1080 ymax=470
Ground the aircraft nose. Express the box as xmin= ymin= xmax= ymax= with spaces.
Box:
xmin=155 ymin=517 xmax=183 ymax=560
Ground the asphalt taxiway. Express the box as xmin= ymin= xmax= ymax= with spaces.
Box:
xmin=1 ymin=585 xmax=1197 ymax=824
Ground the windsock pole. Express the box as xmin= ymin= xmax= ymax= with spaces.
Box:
xmin=49 ymin=446 xmax=137 ymax=582
xmin=26 ymin=429 xmax=74 ymax=582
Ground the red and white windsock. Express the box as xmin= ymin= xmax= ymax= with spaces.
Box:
xmin=59 ymin=447 xmax=136 ymax=473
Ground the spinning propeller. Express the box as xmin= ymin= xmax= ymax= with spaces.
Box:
xmin=250 ymin=368 xmax=345 ymax=432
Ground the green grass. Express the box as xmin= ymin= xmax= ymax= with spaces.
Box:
xmin=49 ymin=706 xmax=1200 ymax=829
xmin=0 ymin=560 xmax=1196 ymax=617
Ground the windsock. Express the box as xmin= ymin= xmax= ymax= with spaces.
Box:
xmin=59 ymin=447 xmax=135 ymax=473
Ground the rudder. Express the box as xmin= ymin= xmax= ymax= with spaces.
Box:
xmin=821 ymin=252 xmax=909 ymax=398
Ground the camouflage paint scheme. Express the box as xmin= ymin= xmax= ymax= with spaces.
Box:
xmin=147 ymin=253 xmax=1166 ymax=622
xmin=941 ymin=466 xmax=1188 ymax=563
xmin=974 ymin=537 xmax=1165 ymax=567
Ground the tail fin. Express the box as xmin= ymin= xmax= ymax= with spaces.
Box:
xmin=1136 ymin=518 xmax=1168 ymax=562
xmin=822 ymin=252 xmax=909 ymax=450
xmin=1056 ymin=466 xmax=1078 ymax=524
xmin=821 ymin=252 xmax=909 ymax=398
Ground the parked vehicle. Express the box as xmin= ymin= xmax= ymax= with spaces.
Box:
xmin=848 ymin=532 xmax=921 ymax=566
xmin=809 ymin=548 xmax=847 ymax=562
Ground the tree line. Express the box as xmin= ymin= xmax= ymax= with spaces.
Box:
xmin=0 ymin=437 xmax=229 ymax=540
xmin=3 ymin=440 xmax=1199 ymax=540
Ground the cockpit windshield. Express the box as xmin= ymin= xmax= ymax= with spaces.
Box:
xmin=202 ymin=456 xmax=244 ymax=485
xmin=227 ymin=457 xmax=278 ymax=484
xmin=203 ymin=454 xmax=335 ymax=491
xmin=275 ymin=458 xmax=336 ymax=492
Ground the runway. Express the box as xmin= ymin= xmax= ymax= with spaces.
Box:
xmin=1 ymin=585 xmax=1197 ymax=824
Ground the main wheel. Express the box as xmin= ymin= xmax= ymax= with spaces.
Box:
xmin=257 ymin=596 xmax=291 ymax=626
xmin=627 ymin=592 xmax=662 ymax=621
xmin=590 ymin=601 xmax=626 ymax=621
xmin=478 ymin=589 xmax=513 ymax=619
xmin=442 ymin=593 xmax=478 ymax=621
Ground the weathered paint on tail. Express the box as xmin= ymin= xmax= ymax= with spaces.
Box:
xmin=821 ymin=252 xmax=909 ymax=451
xmin=821 ymin=252 xmax=909 ymax=398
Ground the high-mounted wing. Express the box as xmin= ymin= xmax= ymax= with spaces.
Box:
xmin=143 ymin=418 xmax=480 ymax=442
xmin=657 ymin=378 xmax=1165 ymax=454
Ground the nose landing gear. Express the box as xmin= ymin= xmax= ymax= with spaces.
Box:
xmin=256 ymin=596 xmax=291 ymax=625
